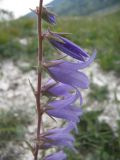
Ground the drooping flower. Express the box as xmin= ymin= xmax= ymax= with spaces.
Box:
xmin=48 ymin=88 xmax=81 ymax=107
xmin=43 ymin=51 xmax=96 ymax=89
xmin=45 ymin=89 xmax=82 ymax=122
xmin=41 ymin=123 xmax=77 ymax=151
xmin=42 ymin=78 xmax=82 ymax=122
xmin=45 ymin=30 xmax=89 ymax=61
xmin=43 ymin=61 xmax=89 ymax=89
xmin=42 ymin=79 xmax=73 ymax=98
xmin=46 ymin=104 xmax=82 ymax=123
xmin=42 ymin=7 xmax=56 ymax=24
xmin=43 ymin=151 xmax=67 ymax=160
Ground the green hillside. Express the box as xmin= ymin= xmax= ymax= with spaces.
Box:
xmin=55 ymin=10 xmax=120 ymax=75
xmin=49 ymin=0 xmax=120 ymax=15
xmin=0 ymin=10 xmax=120 ymax=75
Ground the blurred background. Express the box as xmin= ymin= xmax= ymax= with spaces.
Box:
xmin=0 ymin=0 xmax=120 ymax=159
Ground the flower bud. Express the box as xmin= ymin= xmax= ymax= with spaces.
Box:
xmin=42 ymin=7 xmax=56 ymax=25
xmin=45 ymin=30 xmax=89 ymax=61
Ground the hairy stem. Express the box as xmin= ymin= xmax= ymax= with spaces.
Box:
xmin=34 ymin=0 xmax=43 ymax=160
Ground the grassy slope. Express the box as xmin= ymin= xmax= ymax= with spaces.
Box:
xmin=0 ymin=10 xmax=120 ymax=75
xmin=54 ymin=10 xmax=120 ymax=75
xmin=49 ymin=0 xmax=120 ymax=16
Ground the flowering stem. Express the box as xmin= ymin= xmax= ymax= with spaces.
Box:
xmin=34 ymin=0 xmax=43 ymax=160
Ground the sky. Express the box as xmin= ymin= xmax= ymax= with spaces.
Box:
xmin=0 ymin=0 xmax=53 ymax=18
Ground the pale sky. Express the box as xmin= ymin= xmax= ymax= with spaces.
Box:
xmin=0 ymin=0 xmax=53 ymax=18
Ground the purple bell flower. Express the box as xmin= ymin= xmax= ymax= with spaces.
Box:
xmin=45 ymin=30 xmax=89 ymax=61
xmin=47 ymin=89 xmax=82 ymax=108
xmin=53 ymin=50 xmax=96 ymax=70
xmin=43 ymin=151 xmax=67 ymax=160
xmin=42 ymin=79 xmax=73 ymax=98
xmin=42 ymin=78 xmax=82 ymax=123
xmin=43 ymin=51 xmax=96 ymax=89
xmin=44 ymin=61 xmax=89 ymax=89
xmin=46 ymin=104 xmax=82 ymax=122
xmin=41 ymin=123 xmax=76 ymax=150
xmin=46 ymin=89 xmax=82 ymax=122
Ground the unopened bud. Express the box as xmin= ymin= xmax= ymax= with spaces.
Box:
xmin=42 ymin=7 xmax=56 ymax=25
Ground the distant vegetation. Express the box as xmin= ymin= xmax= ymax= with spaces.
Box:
xmin=0 ymin=17 xmax=37 ymax=60
xmin=49 ymin=0 xmax=120 ymax=16
xmin=66 ymin=110 xmax=120 ymax=160
xmin=55 ymin=11 xmax=120 ymax=76
xmin=0 ymin=9 xmax=120 ymax=75
xmin=0 ymin=108 xmax=32 ymax=160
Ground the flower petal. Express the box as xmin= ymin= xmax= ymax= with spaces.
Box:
xmin=47 ymin=105 xmax=82 ymax=122
xmin=48 ymin=65 xmax=89 ymax=89
xmin=44 ymin=151 xmax=67 ymax=160
xmin=47 ymin=31 xmax=89 ymax=61
xmin=48 ymin=90 xmax=80 ymax=109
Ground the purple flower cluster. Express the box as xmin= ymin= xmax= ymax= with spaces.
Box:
xmin=39 ymin=7 xmax=96 ymax=160
xmin=41 ymin=43 xmax=95 ymax=159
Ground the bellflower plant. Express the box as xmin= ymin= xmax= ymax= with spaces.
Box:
xmin=28 ymin=1 xmax=96 ymax=160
